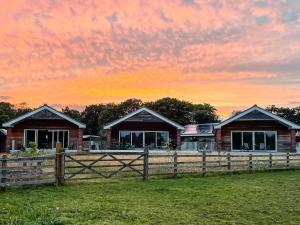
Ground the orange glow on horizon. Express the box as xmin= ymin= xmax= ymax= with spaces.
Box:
xmin=0 ymin=1 xmax=300 ymax=117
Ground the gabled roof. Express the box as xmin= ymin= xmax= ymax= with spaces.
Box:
xmin=3 ymin=105 xmax=86 ymax=128
xmin=215 ymin=105 xmax=300 ymax=129
xmin=104 ymin=107 xmax=184 ymax=130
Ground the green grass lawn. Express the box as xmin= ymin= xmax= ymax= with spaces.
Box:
xmin=1 ymin=171 xmax=300 ymax=225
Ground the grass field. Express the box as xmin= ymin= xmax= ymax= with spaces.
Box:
xmin=1 ymin=171 xmax=300 ymax=225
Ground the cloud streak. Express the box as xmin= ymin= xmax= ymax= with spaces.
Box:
xmin=0 ymin=0 xmax=300 ymax=116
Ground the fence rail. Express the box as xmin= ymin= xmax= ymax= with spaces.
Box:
xmin=1 ymin=148 xmax=300 ymax=189
xmin=0 ymin=155 xmax=55 ymax=188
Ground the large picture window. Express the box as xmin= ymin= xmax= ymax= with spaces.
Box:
xmin=24 ymin=129 xmax=69 ymax=149
xmin=231 ymin=131 xmax=276 ymax=151
xmin=119 ymin=131 xmax=169 ymax=149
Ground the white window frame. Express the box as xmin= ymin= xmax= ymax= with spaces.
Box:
xmin=24 ymin=129 xmax=38 ymax=147
xmin=119 ymin=130 xmax=169 ymax=148
xmin=24 ymin=129 xmax=70 ymax=149
xmin=231 ymin=131 xmax=277 ymax=152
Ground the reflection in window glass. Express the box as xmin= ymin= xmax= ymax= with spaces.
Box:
xmin=132 ymin=132 xmax=143 ymax=148
xmin=232 ymin=132 xmax=242 ymax=150
xmin=25 ymin=130 xmax=36 ymax=147
xmin=157 ymin=132 xmax=169 ymax=147
xmin=266 ymin=132 xmax=276 ymax=150
xmin=145 ymin=132 xmax=156 ymax=148
xmin=243 ymin=132 xmax=253 ymax=150
xmin=255 ymin=132 xmax=265 ymax=150
xmin=120 ymin=131 xmax=131 ymax=149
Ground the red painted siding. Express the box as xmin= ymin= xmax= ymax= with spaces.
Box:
xmin=216 ymin=120 xmax=295 ymax=152
xmin=110 ymin=121 xmax=179 ymax=147
xmin=5 ymin=119 xmax=83 ymax=151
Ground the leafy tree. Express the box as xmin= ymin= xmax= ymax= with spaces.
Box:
xmin=117 ymin=99 xmax=144 ymax=115
xmin=14 ymin=102 xmax=32 ymax=117
xmin=231 ymin=110 xmax=243 ymax=117
xmin=0 ymin=102 xmax=15 ymax=127
xmin=193 ymin=103 xmax=219 ymax=124
xmin=62 ymin=106 xmax=82 ymax=122
xmin=145 ymin=98 xmax=193 ymax=125
xmin=81 ymin=104 xmax=120 ymax=135
xmin=266 ymin=105 xmax=300 ymax=125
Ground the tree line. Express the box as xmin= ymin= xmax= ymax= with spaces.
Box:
xmin=1 ymin=99 xmax=300 ymax=136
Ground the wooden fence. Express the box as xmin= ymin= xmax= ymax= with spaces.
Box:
xmin=147 ymin=152 xmax=300 ymax=177
xmin=1 ymin=148 xmax=300 ymax=188
xmin=0 ymin=155 xmax=55 ymax=189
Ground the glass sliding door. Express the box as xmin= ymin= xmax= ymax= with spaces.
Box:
xmin=266 ymin=132 xmax=276 ymax=150
xmin=120 ymin=131 xmax=131 ymax=149
xmin=52 ymin=130 xmax=69 ymax=149
xmin=232 ymin=132 xmax=242 ymax=150
xmin=145 ymin=132 xmax=156 ymax=148
xmin=25 ymin=130 xmax=37 ymax=148
xmin=231 ymin=131 xmax=277 ymax=151
xmin=119 ymin=131 xmax=170 ymax=150
xmin=24 ymin=129 xmax=69 ymax=149
xmin=132 ymin=132 xmax=143 ymax=148
xmin=157 ymin=132 xmax=169 ymax=148
xmin=255 ymin=132 xmax=265 ymax=150
xmin=37 ymin=130 xmax=53 ymax=149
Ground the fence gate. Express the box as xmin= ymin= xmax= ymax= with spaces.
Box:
xmin=62 ymin=151 xmax=147 ymax=182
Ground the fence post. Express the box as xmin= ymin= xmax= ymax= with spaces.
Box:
xmin=269 ymin=153 xmax=272 ymax=171
xmin=173 ymin=151 xmax=178 ymax=177
xmin=202 ymin=151 xmax=206 ymax=176
xmin=143 ymin=147 xmax=149 ymax=181
xmin=249 ymin=154 xmax=253 ymax=173
xmin=227 ymin=153 xmax=231 ymax=175
xmin=55 ymin=142 xmax=64 ymax=185
xmin=286 ymin=152 xmax=290 ymax=170
xmin=1 ymin=155 xmax=7 ymax=191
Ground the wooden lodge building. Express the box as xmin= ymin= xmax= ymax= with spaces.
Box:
xmin=1 ymin=105 xmax=86 ymax=153
xmin=0 ymin=104 xmax=299 ymax=153
xmin=104 ymin=107 xmax=184 ymax=150
xmin=214 ymin=105 xmax=300 ymax=152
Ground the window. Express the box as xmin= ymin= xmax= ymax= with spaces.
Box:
xmin=231 ymin=131 xmax=276 ymax=151
xmin=232 ymin=132 xmax=242 ymax=150
xmin=119 ymin=131 xmax=169 ymax=149
xmin=266 ymin=132 xmax=276 ymax=150
xmin=25 ymin=130 xmax=36 ymax=147
xmin=157 ymin=132 xmax=169 ymax=147
xmin=132 ymin=132 xmax=143 ymax=148
xmin=24 ymin=129 xmax=69 ymax=149
xmin=243 ymin=132 xmax=253 ymax=150
xmin=255 ymin=132 xmax=265 ymax=150
xmin=145 ymin=132 xmax=156 ymax=148
xmin=120 ymin=131 xmax=131 ymax=148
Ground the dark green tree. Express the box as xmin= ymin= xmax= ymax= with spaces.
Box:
xmin=117 ymin=99 xmax=144 ymax=115
xmin=0 ymin=102 xmax=15 ymax=127
xmin=193 ymin=103 xmax=219 ymax=124
xmin=62 ymin=106 xmax=82 ymax=122
xmin=14 ymin=102 xmax=32 ymax=117
xmin=266 ymin=105 xmax=300 ymax=125
xmin=145 ymin=98 xmax=193 ymax=125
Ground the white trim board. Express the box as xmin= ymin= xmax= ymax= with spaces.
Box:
xmin=104 ymin=107 xmax=184 ymax=130
xmin=3 ymin=105 xmax=86 ymax=128
xmin=215 ymin=105 xmax=300 ymax=130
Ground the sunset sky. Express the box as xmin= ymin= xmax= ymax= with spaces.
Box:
xmin=0 ymin=0 xmax=300 ymax=116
